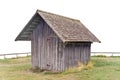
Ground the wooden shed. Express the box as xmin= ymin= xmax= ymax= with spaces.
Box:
xmin=15 ymin=10 xmax=100 ymax=72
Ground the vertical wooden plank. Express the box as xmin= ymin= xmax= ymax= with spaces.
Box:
xmin=58 ymin=40 xmax=63 ymax=71
xmin=33 ymin=29 xmax=36 ymax=68
xmin=43 ymin=21 xmax=47 ymax=70
xmin=79 ymin=44 xmax=81 ymax=63
xmin=38 ymin=26 xmax=40 ymax=68
xmin=82 ymin=43 xmax=85 ymax=64
xmin=53 ymin=38 xmax=54 ymax=71
xmin=35 ymin=27 xmax=38 ymax=67
xmin=38 ymin=23 xmax=42 ymax=68
xmin=87 ymin=43 xmax=91 ymax=63
xmin=31 ymin=34 xmax=34 ymax=68
xmin=80 ymin=43 xmax=82 ymax=63
xmin=44 ymin=22 xmax=47 ymax=70
xmin=74 ymin=45 xmax=77 ymax=66
xmin=69 ymin=44 xmax=72 ymax=68
xmin=55 ymin=38 xmax=57 ymax=71
xmin=32 ymin=31 xmax=35 ymax=68
xmin=67 ymin=44 xmax=69 ymax=69
xmin=83 ymin=43 xmax=86 ymax=64
xmin=77 ymin=43 xmax=80 ymax=64
xmin=78 ymin=44 xmax=81 ymax=64
xmin=77 ymin=44 xmax=80 ymax=65
xmin=60 ymin=42 xmax=63 ymax=71
xmin=61 ymin=41 xmax=64 ymax=71
xmin=56 ymin=39 xmax=59 ymax=71
xmin=74 ymin=44 xmax=78 ymax=66
xmin=50 ymin=38 xmax=52 ymax=70
xmin=43 ymin=22 xmax=45 ymax=69
xmin=59 ymin=42 xmax=61 ymax=71
xmin=86 ymin=43 xmax=89 ymax=64
xmin=41 ymin=23 xmax=43 ymax=69
xmin=62 ymin=44 xmax=64 ymax=70
xmin=72 ymin=43 xmax=75 ymax=67
xmin=50 ymin=37 xmax=53 ymax=71
xmin=84 ymin=44 xmax=87 ymax=64
xmin=56 ymin=37 xmax=58 ymax=71
xmin=46 ymin=38 xmax=49 ymax=70
xmin=46 ymin=24 xmax=50 ymax=70
xmin=89 ymin=43 xmax=91 ymax=62
xmin=43 ymin=22 xmax=46 ymax=70
xmin=81 ymin=43 xmax=84 ymax=64
xmin=63 ymin=43 xmax=67 ymax=70
xmin=70 ymin=43 xmax=73 ymax=68
xmin=32 ymin=27 xmax=38 ymax=68
xmin=68 ymin=44 xmax=71 ymax=68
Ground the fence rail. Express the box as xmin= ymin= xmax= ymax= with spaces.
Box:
xmin=0 ymin=52 xmax=31 ymax=59
xmin=91 ymin=52 xmax=120 ymax=56
xmin=0 ymin=52 xmax=120 ymax=59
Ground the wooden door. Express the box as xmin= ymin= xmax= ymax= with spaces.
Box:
xmin=46 ymin=37 xmax=58 ymax=71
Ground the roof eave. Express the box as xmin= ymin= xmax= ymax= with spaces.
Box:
xmin=63 ymin=40 xmax=100 ymax=43
xmin=15 ymin=11 xmax=40 ymax=41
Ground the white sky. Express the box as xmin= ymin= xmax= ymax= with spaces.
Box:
xmin=0 ymin=0 xmax=120 ymax=53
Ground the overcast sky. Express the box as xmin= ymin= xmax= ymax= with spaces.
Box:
xmin=0 ymin=0 xmax=120 ymax=53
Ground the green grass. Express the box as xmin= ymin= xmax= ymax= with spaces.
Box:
xmin=0 ymin=56 xmax=120 ymax=80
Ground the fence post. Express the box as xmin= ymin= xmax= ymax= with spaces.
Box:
xmin=4 ymin=54 xmax=6 ymax=59
xmin=27 ymin=53 xmax=28 ymax=57
xmin=111 ymin=53 xmax=113 ymax=56
xmin=16 ymin=54 xmax=18 ymax=58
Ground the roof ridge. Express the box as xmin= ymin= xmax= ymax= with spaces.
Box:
xmin=37 ymin=9 xmax=80 ymax=22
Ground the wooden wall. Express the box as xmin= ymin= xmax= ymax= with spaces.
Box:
xmin=31 ymin=17 xmax=91 ymax=72
xmin=31 ymin=17 xmax=64 ymax=72
xmin=63 ymin=43 xmax=91 ymax=70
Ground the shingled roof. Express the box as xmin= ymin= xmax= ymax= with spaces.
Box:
xmin=15 ymin=10 xmax=100 ymax=43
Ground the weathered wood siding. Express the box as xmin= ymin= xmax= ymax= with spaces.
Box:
xmin=63 ymin=43 xmax=91 ymax=69
xmin=31 ymin=17 xmax=91 ymax=72
xmin=31 ymin=18 xmax=64 ymax=72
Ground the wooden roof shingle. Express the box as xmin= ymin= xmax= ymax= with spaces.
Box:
xmin=15 ymin=10 xmax=100 ymax=43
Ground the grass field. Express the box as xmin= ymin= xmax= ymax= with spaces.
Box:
xmin=0 ymin=56 xmax=120 ymax=80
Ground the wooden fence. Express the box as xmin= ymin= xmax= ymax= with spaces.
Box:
xmin=0 ymin=52 xmax=31 ymax=59
xmin=0 ymin=52 xmax=120 ymax=59
xmin=91 ymin=52 xmax=120 ymax=56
